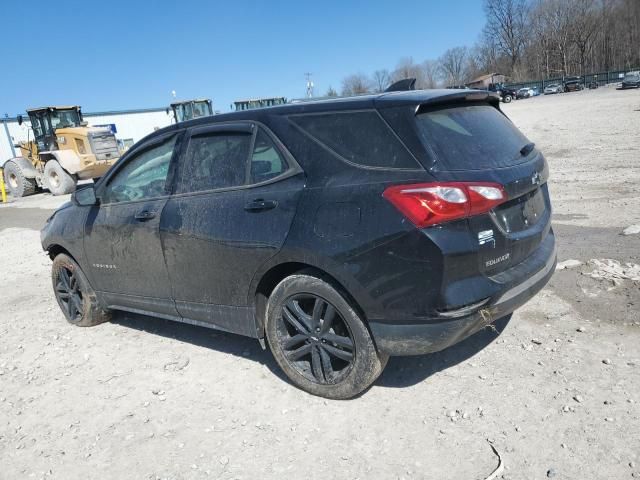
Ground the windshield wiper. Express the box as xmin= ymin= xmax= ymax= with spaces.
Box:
xmin=520 ymin=142 xmax=535 ymax=156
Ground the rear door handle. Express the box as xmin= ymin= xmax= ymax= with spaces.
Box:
xmin=134 ymin=210 xmax=157 ymax=221
xmin=244 ymin=199 xmax=277 ymax=212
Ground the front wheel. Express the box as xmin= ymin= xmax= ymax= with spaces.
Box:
xmin=3 ymin=161 xmax=36 ymax=197
xmin=44 ymin=160 xmax=77 ymax=195
xmin=265 ymin=273 xmax=387 ymax=399
xmin=52 ymin=254 xmax=111 ymax=327
xmin=503 ymin=94 xmax=512 ymax=103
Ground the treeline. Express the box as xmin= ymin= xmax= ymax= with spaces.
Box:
xmin=335 ymin=0 xmax=640 ymax=95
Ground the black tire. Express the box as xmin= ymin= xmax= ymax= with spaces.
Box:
xmin=503 ymin=94 xmax=512 ymax=103
xmin=3 ymin=161 xmax=36 ymax=197
xmin=51 ymin=254 xmax=111 ymax=327
xmin=44 ymin=160 xmax=76 ymax=195
xmin=265 ymin=273 xmax=388 ymax=399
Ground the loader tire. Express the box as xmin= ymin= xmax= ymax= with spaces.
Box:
xmin=3 ymin=161 xmax=37 ymax=197
xmin=44 ymin=160 xmax=76 ymax=195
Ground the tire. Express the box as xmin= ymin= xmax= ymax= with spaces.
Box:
xmin=51 ymin=253 xmax=111 ymax=327
xmin=3 ymin=161 xmax=36 ymax=197
xmin=503 ymin=94 xmax=512 ymax=103
xmin=265 ymin=273 xmax=388 ymax=399
xmin=44 ymin=160 xmax=76 ymax=195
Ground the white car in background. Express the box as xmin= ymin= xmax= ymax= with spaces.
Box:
xmin=544 ymin=84 xmax=563 ymax=94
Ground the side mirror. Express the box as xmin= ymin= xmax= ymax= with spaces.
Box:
xmin=73 ymin=184 xmax=99 ymax=206
xmin=17 ymin=115 xmax=23 ymax=126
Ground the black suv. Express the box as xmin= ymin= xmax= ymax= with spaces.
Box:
xmin=42 ymin=90 xmax=556 ymax=399
xmin=563 ymin=76 xmax=584 ymax=92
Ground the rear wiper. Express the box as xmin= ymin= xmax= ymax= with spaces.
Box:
xmin=520 ymin=142 xmax=535 ymax=156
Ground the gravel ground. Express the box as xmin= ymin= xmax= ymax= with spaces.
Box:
xmin=1 ymin=86 xmax=639 ymax=480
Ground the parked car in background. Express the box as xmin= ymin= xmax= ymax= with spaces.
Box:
xmin=41 ymin=89 xmax=556 ymax=399
xmin=563 ymin=77 xmax=584 ymax=92
xmin=620 ymin=71 xmax=640 ymax=89
xmin=516 ymin=88 xmax=534 ymax=99
xmin=530 ymin=87 xmax=541 ymax=96
xmin=544 ymin=84 xmax=563 ymax=94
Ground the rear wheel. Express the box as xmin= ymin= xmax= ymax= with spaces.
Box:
xmin=503 ymin=94 xmax=512 ymax=103
xmin=3 ymin=161 xmax=36 ymax=197
xmin=265 ymin=273 xmax=387 ymax=399
xmin=44 ymin=160 xmax=76 ymax=195
xmin=52 ymin=254 xmax=111 ymax=327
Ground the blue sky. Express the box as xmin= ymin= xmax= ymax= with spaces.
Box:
xmin=0 ymin=0 xmax=485 ymax=115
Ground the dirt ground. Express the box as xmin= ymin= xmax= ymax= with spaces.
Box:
xmin=1 ymin=86 xmax=639 ymax=480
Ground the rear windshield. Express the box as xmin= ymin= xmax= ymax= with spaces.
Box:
xmin=415 ymin=105 xmax=531 ymax=171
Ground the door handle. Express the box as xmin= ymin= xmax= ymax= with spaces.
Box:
xmin=134 ymin=210 xmax=157 ymax=221
xmin=244 ymin=199 xmax=277 ymax=212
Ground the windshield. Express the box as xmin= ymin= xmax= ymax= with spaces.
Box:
xmin=50 ymin=109 xmax=81 ymax=129
xmin=173 ymin=101 xmax=211 ymax=122
xmin=415 ymin=104 xmax=531 ymax=171
xmin=624 ymin=73 xmax=640 ymax=81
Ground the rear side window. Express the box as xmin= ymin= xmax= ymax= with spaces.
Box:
xmin=251 ymin=129 xmax=288 ymax=183
xmin=415 ymin=105 xmax=531 ymax=171
xmin=177 ymin=133 xmax=252 ymax=193
xmin=290 ymin=111 xmax=419 ymax=169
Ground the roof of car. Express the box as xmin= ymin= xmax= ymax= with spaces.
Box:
xmin=144 ymin=89 xmax=500 ymax=142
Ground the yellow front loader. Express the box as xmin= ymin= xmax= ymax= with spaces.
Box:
xmin=1 ymin=106 xmax=119 ymax=196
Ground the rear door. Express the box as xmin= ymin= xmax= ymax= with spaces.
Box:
xmin=161 ymin=123 xmax=304 ymax=335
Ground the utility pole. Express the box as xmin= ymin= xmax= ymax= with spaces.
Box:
xmin=3 ymin=114 xmax=16 ymax=158
xmin=305 ymin=73 xmax=314 ymax=98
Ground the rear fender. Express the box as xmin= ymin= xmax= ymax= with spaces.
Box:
xmin=1 ymin=157 xmax=38 ymax=179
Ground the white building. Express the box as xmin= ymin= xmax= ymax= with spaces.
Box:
xmin=1 ymin=107 xmax=173 ymax=161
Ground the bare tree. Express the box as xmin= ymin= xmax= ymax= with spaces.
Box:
xmin=421 ymin=60 xmax=441 ymax=88
xmin=483 ymin=0 xmax=530 ymax=73
xmin=326 ymin=86 xmax=338 ymax=97
xmin=372 ymin=69 xmax=391 ymax=92
xmin=341 ymin=73 xmax=372 ymax=96
xmin=569 ymin=0 xmax=599 ymax=74
xmin=391 ymin=57 xmax=425 ymax=86
xmin=439 ymin=47 xmax=469 ymax=85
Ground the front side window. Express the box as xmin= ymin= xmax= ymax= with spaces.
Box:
xmin=177 ymin=132 xmax=252 ymax=193
xmin=102 ymin=135 xmax=176 ymax=203
xmin=250 ymin=129 xmax=288 ymax=183
xmin=290 ymin=111 xmax=419 ymax=169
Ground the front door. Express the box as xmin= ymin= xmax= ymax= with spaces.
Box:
xmin=84 ymin=132 xmax=181 ymax=318
xmin=161 ymin=124 xmax=304 ymax=335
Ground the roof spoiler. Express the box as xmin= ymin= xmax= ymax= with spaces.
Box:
xmin=385 ymin=78 xmax=416 ymax=92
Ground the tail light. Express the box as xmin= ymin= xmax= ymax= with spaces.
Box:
xmin=383 ymin=182 xmax=507 ymax=228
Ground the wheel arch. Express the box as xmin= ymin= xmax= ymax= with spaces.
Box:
xmin=251 ymin=261 xmax=370 ymax=341
xmin=46 ymin=243 xmax=77 ymax=262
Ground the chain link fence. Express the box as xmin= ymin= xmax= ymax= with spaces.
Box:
xmin=504 ymin=68 xmax=639 ymax=91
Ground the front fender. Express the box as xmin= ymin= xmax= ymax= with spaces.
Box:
xmin=44 ymin=150 xmax=82 ymax=175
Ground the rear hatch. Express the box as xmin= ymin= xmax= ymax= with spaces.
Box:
xmin=412 ymin=102 xmax=551 ymax=275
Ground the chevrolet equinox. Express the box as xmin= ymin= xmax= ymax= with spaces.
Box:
xmin=42 ymin=89 xmax=556 ymax=399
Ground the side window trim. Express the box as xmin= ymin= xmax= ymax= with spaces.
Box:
xmin=168 ymin=121 xmax=304 ymax=199
xmin=97 ymin=131 xmax=183 ymax=205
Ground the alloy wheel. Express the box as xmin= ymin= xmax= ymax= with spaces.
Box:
xmin=55 ymin=266 xmax=83 ymax=322
xmin=276 ymin=294 xmax=355 ymax=385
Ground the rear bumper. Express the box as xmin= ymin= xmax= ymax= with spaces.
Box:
xmin=370 ymin=232 xmax=556 ymax=356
